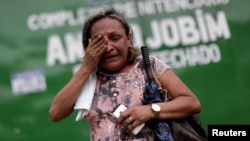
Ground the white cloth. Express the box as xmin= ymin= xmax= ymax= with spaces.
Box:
xmin=74 ymin=71 xmax=97 ymax=121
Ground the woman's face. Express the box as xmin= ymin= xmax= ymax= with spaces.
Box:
xmin=90 ymin=17 xmax=131 ymax=73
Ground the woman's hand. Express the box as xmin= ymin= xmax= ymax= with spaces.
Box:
xmin=82 ymin=35 xmax=108 ymax=72
xmin=116 ymin=105 xmax=154 ymax=133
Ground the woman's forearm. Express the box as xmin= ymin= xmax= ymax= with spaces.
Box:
xmin=157 ymin=95 xmax=201 ymax=120
xmin=49 ymin=66 xmax=93 ymax=122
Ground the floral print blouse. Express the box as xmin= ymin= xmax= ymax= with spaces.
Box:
xmin=85 ymin=56 xmax=171 ymax=141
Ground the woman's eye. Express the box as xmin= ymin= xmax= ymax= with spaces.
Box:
xmin=110 ymin=36 xmax=120 ymax=41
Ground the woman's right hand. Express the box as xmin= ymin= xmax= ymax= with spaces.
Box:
xmin=82 ymin=35 xmax=108 ymax=72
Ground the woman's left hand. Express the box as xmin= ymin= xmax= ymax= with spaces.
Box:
xmin=116 ymin=105 xmax=154 ymax=132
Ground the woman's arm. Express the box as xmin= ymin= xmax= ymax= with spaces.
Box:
xmin=49 ymin=65 xmax=93 ymax=122
xmin=157 ymin=69 xmax=201 ymax=120
xmin=117 ymin=69 xmax=201 ymax=132
xmin=49 ymin=35 xmax=108 ymax=122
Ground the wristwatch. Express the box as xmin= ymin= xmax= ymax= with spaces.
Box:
xmin=151 ymin=103 xmax=161 ymax=118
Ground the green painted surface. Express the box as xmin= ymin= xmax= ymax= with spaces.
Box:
xmin=0 ymin=0 xmax=249 ymax=140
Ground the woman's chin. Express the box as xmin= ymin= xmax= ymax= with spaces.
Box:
xmin=100 ymin=64 xmax=122 ymax=73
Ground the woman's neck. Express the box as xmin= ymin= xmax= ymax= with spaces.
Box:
xmin=99 ymin=59 xmax=138 ymax=74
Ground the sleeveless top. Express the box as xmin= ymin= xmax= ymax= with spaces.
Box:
xmin=85 ymin=56 xmax=171 ymax=141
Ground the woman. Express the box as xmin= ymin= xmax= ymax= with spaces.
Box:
xmin=49 ymin=6 xmax=201 ymax=141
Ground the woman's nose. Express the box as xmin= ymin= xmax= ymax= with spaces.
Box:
xmin=106 ymin=40 xmax=114 ymax=52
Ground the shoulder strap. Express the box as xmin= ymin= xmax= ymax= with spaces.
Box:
xmin=151 ymin=66 xmax=168 ymax=98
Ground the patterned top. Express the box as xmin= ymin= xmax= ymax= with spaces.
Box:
xmin=85 ymin=56 xmax=171 ymax=141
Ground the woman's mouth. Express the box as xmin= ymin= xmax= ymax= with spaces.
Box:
xmin=103 ymin=55 xmax=118 ymax=61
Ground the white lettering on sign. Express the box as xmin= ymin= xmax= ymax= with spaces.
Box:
xmin=46 ymin=35 xmax=68 ymax=66
xmin=27 ymin=2 xmax=137 ymax=31
xmin=145 ymin=9 xmax=231 ymax=48
xmin=27 ymin=0 xmax=230 ymax=31
xmin=44 ymin=8 xmax=231 ymax=70
xmin=151 ymin=43 xmax=221 ymax=69
xmin=27 ymin=9 xmax=91 ymax=31
xmin=137 ymin=0 xmax=229 ymax=15
xmin=46 ymin=33 xmax=82 ymax=66
xmin=45 ymin=9 xmax=230 ymax=67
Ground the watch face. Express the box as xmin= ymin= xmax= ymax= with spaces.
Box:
xmin=152 ymin=104 xmax=161 ymax=112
